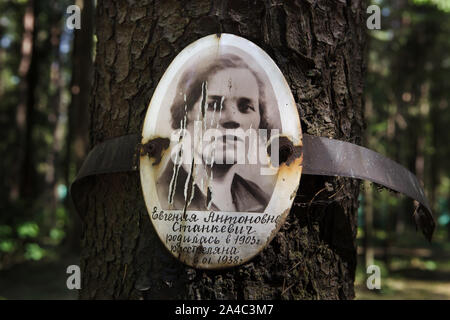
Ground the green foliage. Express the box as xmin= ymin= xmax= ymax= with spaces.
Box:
xmin=0 ymin=240 xmax=16 ymax=253
xmin=24 ymin=243 xmax=45 ymax=261
xmin=17 ymin=222 xmax=39 ymax=239
xmin=412 ymin=0 xmax=450 ymax=12
xmin=49 ymin=228 xmax=65 ymax=242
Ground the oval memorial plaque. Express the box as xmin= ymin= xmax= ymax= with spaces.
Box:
xmin=140 ymin=34 xmax=302 ymax=269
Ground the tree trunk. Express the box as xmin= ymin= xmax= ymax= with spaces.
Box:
xmin=68 ymin=0 xmax=94 ymax=173
xmin=80 ymin=0 xmax=366 ymax=300
xmin=45 ymin=3 xmax=64 ymax=228
xmin=66 ymin=0 xmax=94 ymax=254
xmin=12 ymin=0 xmax=38 ymax=201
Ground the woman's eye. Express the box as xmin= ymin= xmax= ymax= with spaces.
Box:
xmin=238 ymin=102 xmax=255 ymax=113
xmin=207 ymin=99 xmax=219 ymax=110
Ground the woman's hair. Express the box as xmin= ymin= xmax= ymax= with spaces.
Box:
xmin=170 ymin=53 xmax=270 ymax=130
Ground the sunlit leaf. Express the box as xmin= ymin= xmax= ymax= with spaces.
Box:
xmin=0 ymin=240 xmax=16 ymax=253
xmin=49 ymin=228 xmax=65 ymax=242
xmin=17 ymin=222 xmax=39 ymax=239
xmin=24 ymin=243 xmax=45 ymax=261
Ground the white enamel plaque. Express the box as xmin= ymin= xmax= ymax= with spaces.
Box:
xmin=140 ymin=34 xmax=302 ymax=269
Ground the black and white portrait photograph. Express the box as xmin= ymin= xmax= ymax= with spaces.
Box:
xmin=154 ymin=45 xmax=282 ymax=213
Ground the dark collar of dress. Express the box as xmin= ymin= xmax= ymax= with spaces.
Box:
xmin=157 ymin=163 xmax=270 ymax=213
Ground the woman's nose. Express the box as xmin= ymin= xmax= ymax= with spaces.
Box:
xmin=219 ymin=101 xmax=240 ymax=129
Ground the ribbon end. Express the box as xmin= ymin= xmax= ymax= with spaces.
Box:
xmin=413 ymin=201 xmax=435 ymax=242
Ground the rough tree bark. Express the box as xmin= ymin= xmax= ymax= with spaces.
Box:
xmin=80 ymin=0 xmax=366 ymax=300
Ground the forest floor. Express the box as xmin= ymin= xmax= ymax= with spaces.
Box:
xmin=0 ymin=237 xmax=449 ymax=300
xmin=355 ymin=257 xmax=450 ymax=300
xmin=355 ymin=232 xmax=450 ymax=300
xmin=0 ymin=252 xmax=79 ymax=300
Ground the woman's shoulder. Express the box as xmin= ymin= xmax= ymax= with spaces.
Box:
xmin=231 ymin=174 xmax=271 ymax=213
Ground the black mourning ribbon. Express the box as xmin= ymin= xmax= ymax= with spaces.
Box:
xmin=70 ymin=133 xmax=435 ymax=241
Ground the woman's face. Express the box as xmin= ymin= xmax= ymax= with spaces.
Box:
xmin=186 ymin=67 xmax=261 ymax=165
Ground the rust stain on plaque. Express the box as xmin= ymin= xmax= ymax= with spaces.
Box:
xmin=140 ymin=137 xmax=170 ymax=166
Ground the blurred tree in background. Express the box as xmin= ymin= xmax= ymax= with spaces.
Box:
xmin=0 ymin=0 xmax=93 ymax=270
xmin=361 ymin=0 xmax=450 ymax=264
xmin=358 ymin=0 xmax=450 ymax=298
